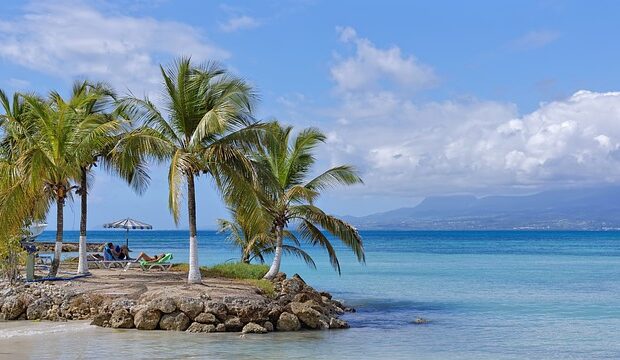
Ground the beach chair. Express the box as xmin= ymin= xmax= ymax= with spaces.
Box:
xmin=139 ymin=253 xmax=173 ymax=271
xmin=88 ymin=253 xmax=135 ymax=270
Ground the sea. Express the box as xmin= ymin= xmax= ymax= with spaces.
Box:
xmin=1 ymin=230 xmax=619 ymax=359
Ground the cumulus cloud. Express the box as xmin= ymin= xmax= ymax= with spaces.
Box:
xmin=325 ymin=90 xmax=620 ymax=197
xmin=219 ymin=15 xmax=261 ymax=32
xmin=331 ymin=26 xmax=437 ymax=92
xmin=0 ymin=1 xmax=228 ymax=96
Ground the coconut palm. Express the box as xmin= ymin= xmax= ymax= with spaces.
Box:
xmin=69 ymin=80 xmax=161 ymax=275
xmin=120 ymin=57 xmax=259 ymax=283
xmin=217 ymin=208 xmax=315 ymax=267
xmin=251 ymin=122 xmax=365 ymax=279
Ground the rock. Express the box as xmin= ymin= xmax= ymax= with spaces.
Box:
xmin=203 ymin=301 xmax=228 ymax=321
xmin=290 ymin=302 xmax=325 ymax=329
xmin=26 ymin=297 xmax=53 ymax=320
xmin=224 ymin=317 xmax=243 ymax=332
xmin=2 ymin=295 xmax=30 ymax=320
xmin=194 ymin=312 xmax=218 ymax=324
xmin=329 ymin=317 xmax=349 ymax=329
xmin=412 ymin=317 xmax=429 ymax=325
xmin=263 ymin=321 xmax=274 ymax=332
xmin=159 ymin=311 xmax=190 ymax=331
xmin=108 ymin=298 xmax=136 ymax=313
xmin=91 ymin=313 xmax=111 ymax=327
xmin=276 ymin=312 xmax=301 ymax=331
xmin=280 ymin=276 xmax=306 ymax=295
xmin=186 ymin=322 xmax=216 ymax=333
xmin=134 ymin=308 xmax=161 ymax=330
xmin=175 ymin=297 xmax=203 ymax=320
xmin=235 ymin=304 xmax=269 ymax=324
xmin=149 ymin=297 xmax=177 ymax=314
xmin=215 ymin=323 xmax=226 ymax=332
xmin=292 ymin=292 xmax=323 ymax=304
xmin=110 ymin=309 xmax=134 ymax=329
xmin=242 ymin=322 xmax=267 ymax=334
xmin=130 ymin=304 xmax=147 ymax=316
xmin=267 ymin=305 xmax=284 ymax=324
xmin=319 ymin=291 xmax=332 ymax=300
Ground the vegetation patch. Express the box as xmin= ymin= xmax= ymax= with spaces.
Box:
xmin=243 ymin=279 xmax=276 ymax=298
xmin=203 ymin=262 xmax=269 ymax=280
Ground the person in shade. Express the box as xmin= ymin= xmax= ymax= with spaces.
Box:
xmin=103 ymin=242 xmax=132 ymax=260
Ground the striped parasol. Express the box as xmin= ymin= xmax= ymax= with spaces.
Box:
xmin=103 ymin=218 xmax=153 ymax=247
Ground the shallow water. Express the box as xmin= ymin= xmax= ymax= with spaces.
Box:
xmin=2 ymin=230 xmax=620 ymax=359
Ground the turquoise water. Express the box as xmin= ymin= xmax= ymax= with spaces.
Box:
xmin=3 ymin=230 xmax=620 ymax=359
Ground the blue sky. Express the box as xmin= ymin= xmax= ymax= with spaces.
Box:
xmin=2 ymin=0 xmax=620 ymax=229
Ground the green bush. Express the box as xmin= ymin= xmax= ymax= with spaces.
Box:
xmin=203 ymin=262 xmax=269 ymax=280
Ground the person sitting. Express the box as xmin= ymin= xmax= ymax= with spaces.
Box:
xmin=104 ymin=243 xmax=132 ymax=261
xmin=135 ymin=252 xmax=166 ymax=262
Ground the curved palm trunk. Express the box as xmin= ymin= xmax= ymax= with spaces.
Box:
xmin=49 ymin=195 xmax=65 ymax=277
xmin=187 ymin=174 xmax=201 ymax=283
xmin=77 ymin=167 xmax=89 ymax=274
xmin=263 ymin=226 xmax=283 ymax=279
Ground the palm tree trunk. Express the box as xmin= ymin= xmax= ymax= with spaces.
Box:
xmin=187 ymin=174 xmax=201 ymax=283
xmin=263 ymin=225 xmax=283 ymax=279
xmin=77 ymin=167 xmax=89 ymax=274
xmin=49 ymin=195 xmax=64 ymax=277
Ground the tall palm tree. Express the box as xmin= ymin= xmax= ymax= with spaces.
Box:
xmin=69 ymin=80 xmax=159 ymax=275
xmin=120 ymin=57 xmax=259 ymax=283
xmin=251 ymin=122 xmax=365 ymax=279
xmin=18 ymin=92 xmax=90 ymax=277
xmin=218 ymin=208 xmax=315 ymax=267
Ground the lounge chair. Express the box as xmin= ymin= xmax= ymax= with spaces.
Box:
xmin=88 ymin=252 xmax=135 ymax=270
xmin=139 ymin=253 xmax=173 ymax=271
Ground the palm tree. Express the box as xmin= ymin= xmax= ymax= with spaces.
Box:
xmin=69 ymin=80 xmax=158 ymax=275
xmin=18 ymin=92 xmax=89 ymax=277
xmin=251 ymin=122 xmax=365 ymax=279
xmin=120 ymin=57 xmax=259 ymax=283
xmin=217 ymin=208 xmax=315 ymax=267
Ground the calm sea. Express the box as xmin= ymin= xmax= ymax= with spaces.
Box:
xmin=1 ymin=230 xmax=619 ymax=359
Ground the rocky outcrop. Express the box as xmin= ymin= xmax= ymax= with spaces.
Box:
xmin=277 ymin=312 xmax=301 ymax=331
xmin=0 ymin=272 xmax=354 ymax=334
xmin=159 ymin=311 xmax=191 ymax=331
xmin=242 ymin=322 xmax=267 ymax=334
xmin=134 ymin=308 xmax=161 ymax=330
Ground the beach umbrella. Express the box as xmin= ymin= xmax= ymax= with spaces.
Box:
xmin=103 ymin=218 xmax=153 ymax=247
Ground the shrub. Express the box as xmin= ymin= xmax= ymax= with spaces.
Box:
xmin=203 ymin=262 xmax=269 ymax=280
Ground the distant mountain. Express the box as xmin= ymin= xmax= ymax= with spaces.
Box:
xmin=343 ymin=187 xmax=620 ymax=230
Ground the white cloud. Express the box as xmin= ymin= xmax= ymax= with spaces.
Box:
xmin=0 ymin=1 xmax=228 ymax=96
xmin=219 ymin=15 xmax=261 ymax=33
xmin=510 ymin=30 xmax=560 ymax=51
xmin=331 ymin=26 xmax=437 ymax=92
xmin=324 ymin=90 xmax=620 ymax=197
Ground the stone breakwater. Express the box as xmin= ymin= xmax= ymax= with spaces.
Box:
xmin=32 ymin=242 xmax=104 ymax=253
xmin=0 ymin=273 xmax=354 ymax=334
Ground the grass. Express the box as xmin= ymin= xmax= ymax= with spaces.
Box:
xmin=202 ymin=262 xmax=269 ymax=280
xmin=170 ymin=262 xmax=275 ymax=297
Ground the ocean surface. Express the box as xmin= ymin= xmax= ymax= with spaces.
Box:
xmin=1 ymin=230 xmax=620 ymax=359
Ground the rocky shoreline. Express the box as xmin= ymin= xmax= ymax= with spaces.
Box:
xmin=0 ymin=273 xmax=353 ymax=334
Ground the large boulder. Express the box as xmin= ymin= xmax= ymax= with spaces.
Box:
xmin=276 ymin=312 xmax=301 ymax=331
xmin=329 ymin=317 xmax=349 ymax=329
xmin=194 ymin=312 xmax=218 ymax=324
xmin=203 ymin=301 xmax=228 ymax=321
xmin=175 ymin=297 xmax=203 ymax=320
xmin=26 ymin=297 xmax=53 ymax=320
xmin=134 ymin=308 xmax=161 ymax=330
xmin=290 ymin=302 xmax=326 ymax=329
xmin=90 ymin=312 xmax=111 ymax=327
xmin=263 ymin=321 xmax=274 ymax=332
xmin=2 ymin=295 xmax=31 ymax=320
xmin=242 ymin=322 xmax=267 ymax=334
xmin=149 ymin=297 xmax=177 ymax=314
xmin=110 ymin=309 xmax=134 ymax=329
xmin=186 ymin=322 xmax=217 ymax=333
xmin=224 ymin=317 xmax=243 ymax=332
xmin=159 ymin=311 xmax=190 ymax=331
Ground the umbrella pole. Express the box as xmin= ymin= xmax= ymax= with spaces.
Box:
xmin=126 ymin=228 xmax=129 ymax=248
